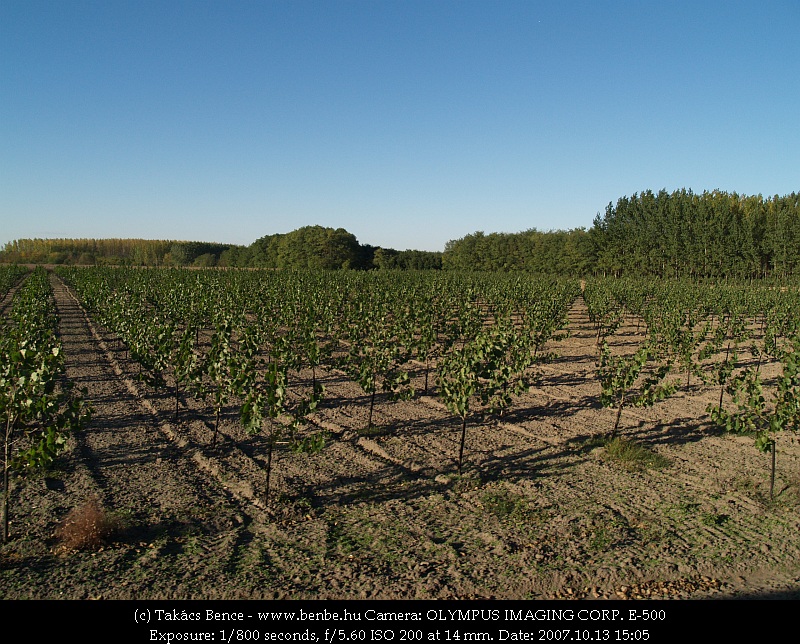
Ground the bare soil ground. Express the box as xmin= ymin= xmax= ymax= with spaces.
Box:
xmin=2 ymin=274 xmax=800 ymax=600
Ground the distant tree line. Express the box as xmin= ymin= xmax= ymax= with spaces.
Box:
xmin=229 ymin=226 xmax=365 ymax=269
xmin=591 ymin=189 xmax=800 ymax=279
xmin=217 ymin=226 xmax=444 ymax=270
xmin=442 ymin=189 xmax=800 ymax=279
xmin=442 ymin=228 xmax=594 ymax=274
xmin=3 ymin=190 xmax=798 ymax=277
xmin=0 ymin=226 xmax=444 ymax=271
xmin=0 ymin=238 xmax=240 ymax=267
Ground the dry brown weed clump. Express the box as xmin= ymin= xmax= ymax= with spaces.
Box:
xmin=53 ymin=496 xmax=119 ymax=553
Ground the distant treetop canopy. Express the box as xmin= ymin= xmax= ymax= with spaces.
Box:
xmin=0 ymin=226 xmax=443 ymax=271
xmin=442 ymin=189 xmax=800 ymax=279
xmin=3 ymin=190 xmax=798 ymax=277
xmin=0 ymin=238 xmax=238 ymax=268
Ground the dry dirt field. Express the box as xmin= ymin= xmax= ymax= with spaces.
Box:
xmin=2 ymin=273 xmax=800 ymax=600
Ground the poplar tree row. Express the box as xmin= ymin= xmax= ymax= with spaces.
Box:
xmin=440 ymin=190 xmax=800 ymax=279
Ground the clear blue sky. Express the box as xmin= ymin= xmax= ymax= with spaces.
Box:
xmin=2 ymin=1 xmax=798 ymax=253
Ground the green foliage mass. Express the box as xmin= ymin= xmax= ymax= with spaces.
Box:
xmin=442 ymin=189 xmax=800 ymax=279
xmin=5 ymin=189 xmax=798 ymax=278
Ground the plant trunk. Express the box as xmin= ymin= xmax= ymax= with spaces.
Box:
xmin=2 ymin=412 xmax=16 ymax=543
xmin=2 ymin=466 xmax=9 ymax=544
xmin=368 ymin=390 xmax=376 ymax=430
xmin=718 ymin=342 xmax=731 ymax=410
xmin=770 ymin=441 xmax=776 ymax=500
xmin=211 ymin=406 xmax=221 ymax=447
xmin=612 ymin=397 xmax=625 ymax=436
xmin=457 ymin=416 xmax=468 ymax=475
xmin=3 ymin=415 xmax=14 ymax=544
xmin=264 ymin=431 xmax=274 ymax=508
